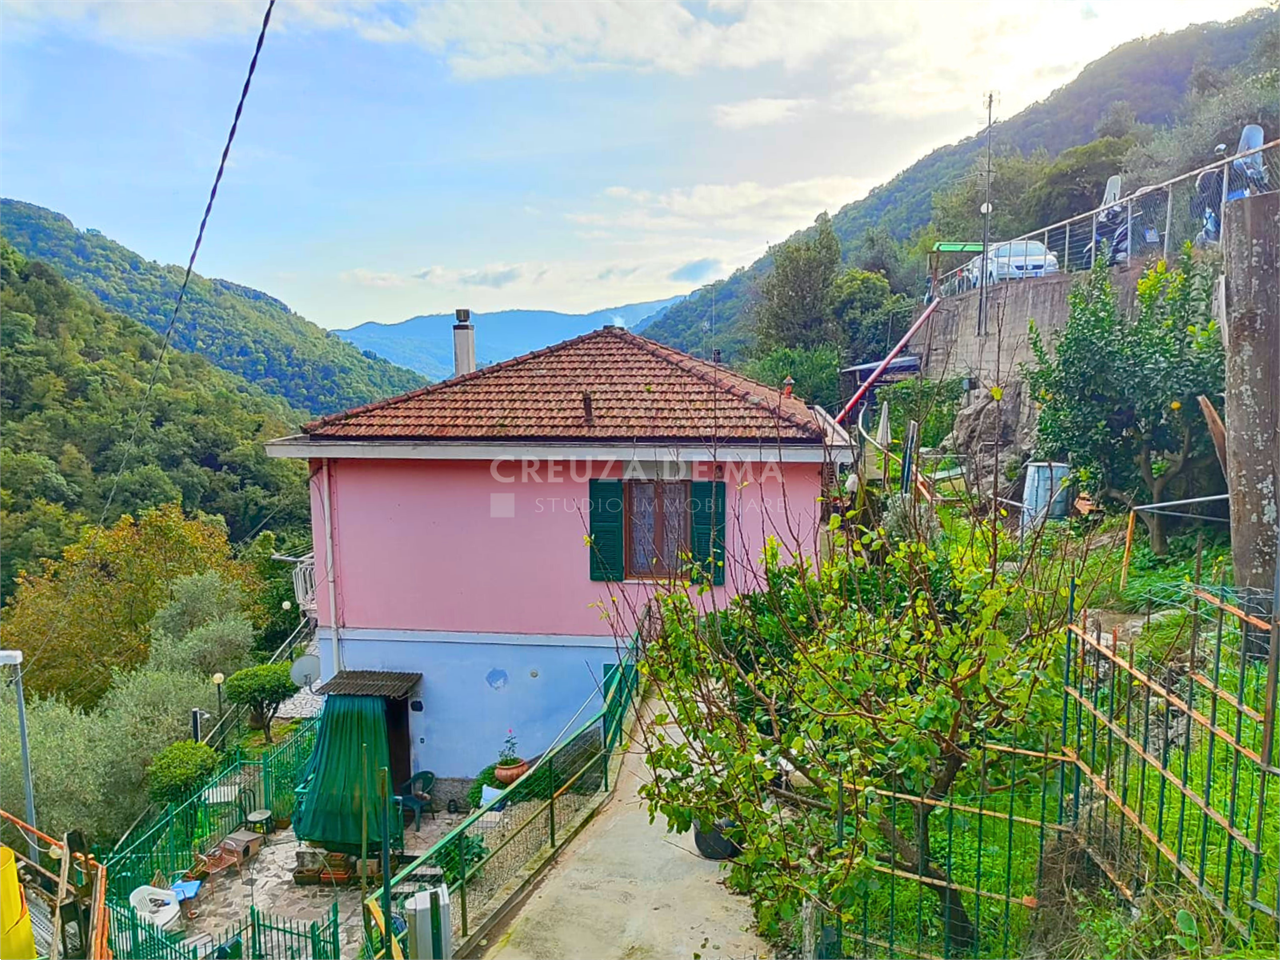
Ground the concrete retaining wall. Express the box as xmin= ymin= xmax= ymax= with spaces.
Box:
xmin=910 ymin=265 xmax=1147 ymax=389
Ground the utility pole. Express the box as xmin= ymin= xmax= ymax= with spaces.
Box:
xmin=1 ymin=650 xmax=39 ymax=863
xmin=978 ymin=92 xmax=995 ymax=336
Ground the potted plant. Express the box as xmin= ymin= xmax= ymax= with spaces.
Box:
xmin=493 ymin=729 xmax=528 ymax=785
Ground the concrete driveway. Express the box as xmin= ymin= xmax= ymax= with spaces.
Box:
xmin=481 ymin=707 xmax=771 ymax=960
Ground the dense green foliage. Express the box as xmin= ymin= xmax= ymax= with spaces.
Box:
xmin=147 ymin=740 xmax=220 ymax=803
xmin=644 ymin=9 xmax=1276 ymax=360
xmin=0 ymin=241 xmax=311 ymax=599
xmin=753 ymin=214 xmax=843 ymax=350
xmin=1027 ymin=254 xmax=1224 ymax=554
xmin=2 ymin=504 xmax=252 ymax=704
xmin=640 ymin=534 xmax=1064 ymax=948
xmin=223 ymin=662 xmax=298 ymax=743
xmin=743 ymin=346 xmax=841 ymax=412
xmin=0 ymin=568 xmax=259 ymax=841
xmin=878 ymin=376 xmax=965 ymax=449
xmin=1 ymin=199 xmax=424 ymax=414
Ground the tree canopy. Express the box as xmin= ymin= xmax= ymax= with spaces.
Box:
xmin=1 ymin=503 xmax=248 ymax=704
xmin=0 ymin=241 xmax=311 ymax=600
xmin=1026 ymin=253 xmax=1224 ymax=554
xmin=1 ymin=200 xmax=424 ymax=415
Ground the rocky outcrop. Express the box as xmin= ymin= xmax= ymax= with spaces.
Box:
xmin=943 ymin=381 xmax=1038 ymax=498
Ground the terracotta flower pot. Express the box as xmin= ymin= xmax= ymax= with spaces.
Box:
xmin=494 ymin=760 xmax=528 ymax=785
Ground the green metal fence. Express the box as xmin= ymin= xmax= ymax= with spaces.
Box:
xmin=1064 ymin=583 xmax=1279 ymax=940
xmin=107 ymin=900 xmax=340 ymax=959
xmin=104 ymin=717 xmax=319 ymax=899
xmin=362 ymin=661 xmax=641 ymax=958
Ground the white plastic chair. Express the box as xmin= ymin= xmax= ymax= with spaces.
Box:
xmin=129 ymin=884 xmax=182 ymax=932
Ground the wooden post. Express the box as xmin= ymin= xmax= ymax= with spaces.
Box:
xmin=1223 ymin=193 xmax=1280 ymax=596
xmin=1120 ymin=511 xmax=1137 ymax=591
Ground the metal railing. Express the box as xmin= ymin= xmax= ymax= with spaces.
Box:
xmin=293 ymin=553 xmax=317 ymax=616
xmin=362 ymin=661 xmax=641 ymax=958
xmin=103 ymin=715 xmax=320 ymax=900
xmin=934 ymin=139 xmax=1280 ymax=298
xmin=106 ymin=901 xmax=340 ymax=960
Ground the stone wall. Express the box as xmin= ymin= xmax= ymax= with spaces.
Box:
xmin=908 ymin=263 xmax=1148 ymax=494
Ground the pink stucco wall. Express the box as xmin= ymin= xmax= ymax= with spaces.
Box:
xmin=310 ymin=457 xmax=824 ymax=637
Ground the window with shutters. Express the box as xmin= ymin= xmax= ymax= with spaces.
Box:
xmin=589 ymin=476 xmax=723 ymax=584
xmin=625 ymin=480 xmax=689 ymax=579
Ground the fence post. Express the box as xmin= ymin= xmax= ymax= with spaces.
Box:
xmin=1064 ymin=221 xmax=1071 ymax=271
xmin=250 ymin=904 xmax=260 ymax=958
xmin=1125 ymin=198 xmax=1133 ymax=262
xmin=601 ymin=713 xmax=610 ymax=793
xmin=1163 ymin=184 xmax=1173 ymax=260
xmin=548 ymin=752 xmax=557 ymax=849
xmin=262 ymin=750 xmax=271 ymax=814
xmin=457 ymin=830 xmax=469 ymax=938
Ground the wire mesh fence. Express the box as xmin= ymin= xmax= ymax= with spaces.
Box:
xmin=1063 ymin=584 xmax=1279 ymax=940
xmin=934 ymin=139 xmax=1279 ymax=298
xmin=362 ymin=660 xmax=640 ymax=958
xmin=810 ymin=739 xmax=1072 ymax=960
xmin=103 ymin=716 xmax=319 ymax=900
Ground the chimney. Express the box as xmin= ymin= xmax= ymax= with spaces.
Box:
xmin=453 ymin=308 xmax=475 ymax=377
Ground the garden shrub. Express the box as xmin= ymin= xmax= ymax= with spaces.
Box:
xmin=148 ymin=740 xmax=219 ymax=803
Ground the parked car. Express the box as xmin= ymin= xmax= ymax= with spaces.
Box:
xmin=962 ymin=240 xmax=1059 ymax=289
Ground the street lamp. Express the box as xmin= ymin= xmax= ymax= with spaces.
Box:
xmin=213 ymin=672 xmax=225 ymax=719
xmin=1 ymin=650 xmax=39 ymax=863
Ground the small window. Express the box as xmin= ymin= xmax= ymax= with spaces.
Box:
xmin=625 ymin=480 xmax=690 ymax=579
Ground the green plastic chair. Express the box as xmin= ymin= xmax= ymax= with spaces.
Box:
xmin=396 ymin=771 xmax=436 ymax=832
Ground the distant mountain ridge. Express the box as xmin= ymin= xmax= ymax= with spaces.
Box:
xmin=643 ymin=9 xmax=1275 ymax=360
xmin=0 ymin=200 xmax=426 ymax=415
xmin=336 ymin=295 xmax=686 ymax=379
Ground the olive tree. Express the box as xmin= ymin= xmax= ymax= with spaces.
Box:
xmin=224 ymin=663 xmax=298 ymax=743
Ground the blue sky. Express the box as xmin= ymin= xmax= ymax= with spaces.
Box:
xmin=1 ymin=0 xmax=1259 ymax=329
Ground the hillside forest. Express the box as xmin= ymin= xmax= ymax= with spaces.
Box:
xmin=0 ymin=199 xmax=425 ymax=416
xmin=0 ymin=240 xmax=308 ymax=656
xmin=645 ymin=8 xmax=1278 ymax=379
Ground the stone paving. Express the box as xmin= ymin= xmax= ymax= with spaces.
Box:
xmin=180 ymin=814 xmax=467 ymax=958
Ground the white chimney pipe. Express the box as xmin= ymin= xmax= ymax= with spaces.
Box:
xmin=453 ymin=308 xmax=475 ymax=377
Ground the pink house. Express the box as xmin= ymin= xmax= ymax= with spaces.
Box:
xmin=267 ymin=318 xmax=847 ymax=778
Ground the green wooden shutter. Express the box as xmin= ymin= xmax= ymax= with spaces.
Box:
xmin=589 ymin=478 xmax=625 ymax=581
xmin=690 ymin=480 xmax=726 ymax=586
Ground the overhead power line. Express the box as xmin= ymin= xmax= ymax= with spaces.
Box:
xmin=22 ymin=0 xmax=278 ymax=692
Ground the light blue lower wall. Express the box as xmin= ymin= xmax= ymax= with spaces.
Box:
xmin=316 ymin=630 xmax=622 ymax=778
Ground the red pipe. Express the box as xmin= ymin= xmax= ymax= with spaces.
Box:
xmin=834 ymin=299 xmax=940 ymax=424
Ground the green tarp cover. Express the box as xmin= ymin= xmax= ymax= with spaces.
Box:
xmin=294 ymin=694 xmax=394 ymax=853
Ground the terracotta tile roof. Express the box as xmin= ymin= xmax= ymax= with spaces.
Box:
xmin=303 ymin=327 xmax=826 ymax=443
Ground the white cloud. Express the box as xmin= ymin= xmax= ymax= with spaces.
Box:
xmin=339 ymin=268 xmax=407 ymax=288
xmin=574 ymin=175 xmax=876 ymax=241
xmin=414 ymin=264 xmax=526 ymax=288
xmin=10 ymin=1 xmax=1261 ymax=124
xmin=713 ymin=97 xmax=812 ymax=129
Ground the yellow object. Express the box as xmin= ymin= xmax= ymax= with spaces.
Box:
xmin=1171 ymin=400 xmax=1182 ymax=410
xmin=1 ymin=845 xmax=38 ymax=960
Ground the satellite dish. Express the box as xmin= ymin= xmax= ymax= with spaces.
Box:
xmin=290 ymin=655 xmax=321 ymax=689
